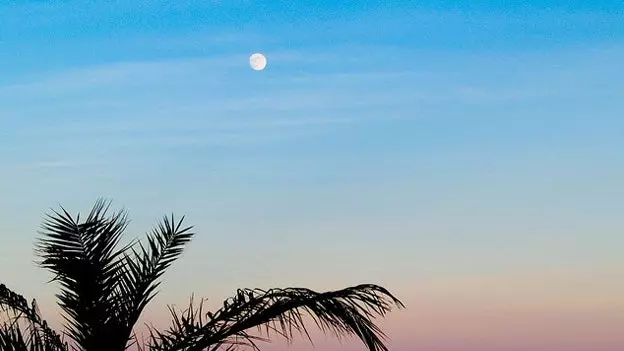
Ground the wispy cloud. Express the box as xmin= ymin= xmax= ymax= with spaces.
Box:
xmin=5 ymin=159 xmax=111 ymax=171
xmin=15 ymin=161 xmax=73 ymax=169
xmin=0 ymin=55 xmax=243 ymax=96
xmin=0 ymin=49 xmax=358 ymax=99
xmin=2 ymin=44 xmax=623 ymax=153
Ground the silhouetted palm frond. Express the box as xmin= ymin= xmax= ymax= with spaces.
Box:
xmin=2 ymin=199 xmax=403 ymax=351
xmin=35 ymin=199 xmax=130 ymax=351
xmin=0 ymin=284 xmax=68 ymax=351
xmin=0 ymin=319 xmax=63 ymax=351
xmin=146 ymin=284 xmax=404 ymax=351
xmin=113 ymin=214 xmax=194 ymax=347
xmin=0 ymin=321 xmax=32 ymax=351
xmin=33 ymin=199 xmax=194 ymax=351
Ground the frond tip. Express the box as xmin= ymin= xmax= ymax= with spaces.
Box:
xmin=148 ymin=284 xmax=405 ymax=351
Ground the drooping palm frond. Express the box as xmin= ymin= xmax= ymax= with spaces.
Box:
xmin=6 ymin=198 xmax=403 ymax=351
xmin=0 ymin=284 xmax=67 ymax=351
xmin=0 ymin=317 xmax=62 ymax=351
xmin=0 ymin=320 xmax=33 ymax=351
xmin=146 ymin=284 xmax=405 ymax=351
xmin=35 ymin=199 xmax=130 ymax=351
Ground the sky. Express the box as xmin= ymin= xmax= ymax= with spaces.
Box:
xmin=1 ymin=1 xmax=624 ymax=350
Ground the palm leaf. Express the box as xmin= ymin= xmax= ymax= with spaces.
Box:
xmin=5 ymin=198 xmax=403 ymax=351
xmin=0 ymin=284 xmax=67 ymax=351
xmin=0 ymin=321 xmax=30 ymax=351
xmin=0 ymin=318 xmax=56 ymax=351
xmin=34 ymin=199 xmax=194 ymax=350
xmin=146 ymin=284 xmax=405 ymax=351
xmin=111 ymin=214 xmax=194 ymax=347
xmin=35 ymin=199 xmax=130 ymax=350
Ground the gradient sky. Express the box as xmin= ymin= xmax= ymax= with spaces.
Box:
xmin=1 ymin=1 xmax=624 ymax=351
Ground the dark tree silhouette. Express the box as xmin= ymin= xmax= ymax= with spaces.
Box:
xmin=0 ymin=199 xmax=404 ymax=351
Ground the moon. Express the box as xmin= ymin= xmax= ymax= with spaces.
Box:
xmin=249 ymin=53 xmax=267 ymax=71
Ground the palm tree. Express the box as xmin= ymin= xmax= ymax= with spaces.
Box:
xmin=0 ymin=199 xmax=404 ymax=351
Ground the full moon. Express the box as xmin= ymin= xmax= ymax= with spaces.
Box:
xmin=249 ymin=53 xmax=267 ymax=71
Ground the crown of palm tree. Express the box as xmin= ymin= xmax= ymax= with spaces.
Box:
xmin=0 ymin=199 xmax=404 ymax=351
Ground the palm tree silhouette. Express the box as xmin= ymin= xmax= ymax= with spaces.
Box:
xmin=0 ymin=199 xmax=404 ymax=351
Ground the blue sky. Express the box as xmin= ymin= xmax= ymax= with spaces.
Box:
xmin=1 ymin=1 xmax=624 ymax=350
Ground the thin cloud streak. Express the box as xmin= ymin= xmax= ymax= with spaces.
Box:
xmin=0 ymin=56 xmax=243 ymax=96
xmin=1 ymin=45 xmax=622 ymax=153
xmin=14 ymin=161 xmax=74 ymax=169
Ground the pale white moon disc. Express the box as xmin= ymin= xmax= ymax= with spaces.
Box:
xmin=249 ymin=53 xmax=267 ymax=71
